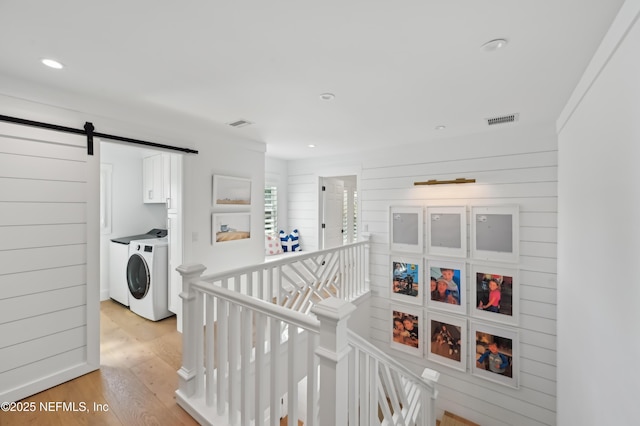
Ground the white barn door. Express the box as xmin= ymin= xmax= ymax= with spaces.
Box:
xmin=0 ymin=121 xmax=99 ymax=402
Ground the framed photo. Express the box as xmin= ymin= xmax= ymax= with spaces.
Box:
xmin=470 ymin=264 xmax=519 ymax=326
xmin=426 ymin=206 xmax=467 ymax=258
xmin=212 ymin=213 xmax=251 ymax=244
xmin=389 ymin=206 xmax=423 ymax=253
xmin=471 ymin=321 xmax=519 ymax=388
xmin=390 ymin=305 xmax=422 ymax=356
xmin=426 ymin=259 xmax=466 ymax=315
xmin=470 ymin=205 xmax=519 ymax=263
xmin=212 ymin=175 xmax=252 ymax=208
xmin=390 ymin=256 xmax=422 ymax=305
xmin=427 ymin=312 xmax=467 ymax=372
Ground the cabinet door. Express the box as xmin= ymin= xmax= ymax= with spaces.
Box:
xmin=167 ymin=214 xmax=182 ymax=315
xmin=143 ymin=154 xmax=164 ymax=203
xmin=166 ymin=154 xmax=181 ymax=213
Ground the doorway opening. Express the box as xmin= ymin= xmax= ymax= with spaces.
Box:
xmin=319 ymin=175 xmax=358 ymax=249
xmin=99 ymin=140 xmax=184 ymax=330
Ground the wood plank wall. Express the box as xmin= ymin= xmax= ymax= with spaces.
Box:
xmin=0 ymin=123 xmax=93 ymax=402
xmin=285 ymin=124 xmax=558 ymax=426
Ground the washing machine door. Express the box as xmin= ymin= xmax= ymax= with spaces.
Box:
xmin=127 ymin=253 xmax=150 ymax=300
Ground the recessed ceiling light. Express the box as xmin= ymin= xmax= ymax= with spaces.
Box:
xmin=319 ymin=93 xmax=335 ymax=101
xmin=308 ymin=144 xmax=316 ymax=148
xmin=435 ymin=125 xmax=446 ymax=130
xmin=41 ymin=58 xmax=64 ymax=69
xmin=481 ymin=38 xmax=508 ymax=52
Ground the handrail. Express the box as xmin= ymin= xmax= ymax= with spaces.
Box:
xmin=347 ymin=329 xmax=437 ymax=391
xmin=192 ymin=280 xmax=321 ymax=333
xmin=199 ymin=238 xmax=368 ymax=282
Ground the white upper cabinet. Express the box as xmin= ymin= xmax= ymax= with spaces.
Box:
xmin=143 ymin=154 xmax=164 ymax=203
xmin=143 ymin=153 xmax=181 ymax=206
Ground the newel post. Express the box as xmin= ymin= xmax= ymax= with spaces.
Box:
xmin=176 ymin=263 xmax=207 ymax=398
xmin=311 ymin=297 xmax=357 ymax=426
xmin=421 ymin=368 xmax=440 ymax=426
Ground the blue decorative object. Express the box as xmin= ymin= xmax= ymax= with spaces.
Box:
xmin=279 ymin=229 xmax=301 ymax=252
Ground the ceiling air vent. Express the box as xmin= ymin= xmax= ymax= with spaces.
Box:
xmin=486 ymin=113 xmax=519 ymax=126
xmin=227 ymin=119 xmax=253 ymax=128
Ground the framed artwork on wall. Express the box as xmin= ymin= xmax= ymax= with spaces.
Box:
xmin=470 ymin=264 xmax=519 ymax=326
xmin=426 ymin=259 xmax=466 ymax=315
xmin=427 ymin=312 xmax=467 ymax=372
xmin=470 ymin=205 xmax=519 ymax=263
xmin=212 ymin=175 xmax=252 ymax=208
xmin=211 ymin=213 xmax=251 ymax=244
xmin=389 ymin=206 xmax=424 ymax=253
xmin=390 ymin=256 xmax=423 ymax=305
xmin=426 ymin=205 xmax=467 ymax=258
xmin=390 ymin=304 xmax=422 ymax=356
xmin=471 ymin=321 xmax=519 ymax=388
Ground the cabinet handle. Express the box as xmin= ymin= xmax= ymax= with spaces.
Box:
xmin=148 ymin=190 xmax=153 ymax=199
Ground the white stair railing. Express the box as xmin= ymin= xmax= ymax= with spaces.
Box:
xmin=347 ymin=331 xmax=440 ymax=426
xmin=175 ymin=232 xmax=440 ymax=425
xmin=175 ymin=265 xmax=358 ymax=426
xmin=194 ymin=234 xmax=370 ymax=314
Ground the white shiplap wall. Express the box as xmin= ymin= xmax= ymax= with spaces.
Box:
xmin=286 ymin=123 xmax=558 ymax=426
xmin=0 ymin=122 xmax=99 ymax=402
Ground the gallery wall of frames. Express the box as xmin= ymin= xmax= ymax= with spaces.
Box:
xmin=389 ymin=204 xmax=521 ymax=388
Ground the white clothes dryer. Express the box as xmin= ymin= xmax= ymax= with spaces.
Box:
xmin=126 ymin=237 xmax=173 ymax=321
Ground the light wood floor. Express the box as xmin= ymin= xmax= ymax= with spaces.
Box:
xmin=3 ymin=299 xmax=198 ymax=426
xmin=3 ymin=300 xmax=301 ymax=426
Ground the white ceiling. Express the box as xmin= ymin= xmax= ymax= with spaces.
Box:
xmin=0 ymin=1 xmax=625 ymax=160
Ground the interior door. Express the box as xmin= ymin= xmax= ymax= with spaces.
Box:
xmin=321 ymin=177 xmax=345 ymax=249
xmin=0 ymin=121 xmax=99 ymax=402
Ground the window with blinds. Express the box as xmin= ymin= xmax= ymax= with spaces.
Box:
xmin=265 ymin=185 xmax=278 ymax=234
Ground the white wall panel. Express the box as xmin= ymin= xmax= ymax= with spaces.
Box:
xmin=0 ymin=134 xmax=86 ymax=161
xmin=0 ymin=286 xmax=86 ymax=324
xmin=0 ymin=122 xmax=86 ymax=147
xmin=0 ymin=152 xmax=85 ymax=181
xmin=0 ymin=178 xmax=86 ymax=202
xmin=0 ymin=348 xmax=87 ymax=397
xmin=0 ymin=306 xmax=86 ymax=349
xmin=0 ymin=244 xmax=86 ymax=276
xmin=286 ymin=122 xmax=558 ymax=425
xmin=0 ymin=224 xmax=85 ymax=250
xmin=0 ymin=265 xmax=85 ymax=299
xmin=0 ymin=202 xmax=85 ymax=226
xmin=1 ymin=326 xmax=86 ymax=373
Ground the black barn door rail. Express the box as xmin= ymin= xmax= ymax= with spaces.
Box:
xmin=0 ymin=114 xmax=199 ymax=155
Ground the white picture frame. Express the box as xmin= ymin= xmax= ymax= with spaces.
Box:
xmin=471 ymin=321 xmax=519 ymax=388
xmin=390 ymin=255 xmax=423 ymax=305
xmin=212 ymin=174 xmax=252 ymax=208
xmin=390 ymin=304 xmax=422 ymax=357
xmin=426 ymin=205 xmax=467 ymax=258
xmin=426 ymin=259 xmax=466 ymax=315
xmin=212 ymin=212 xmax=251 ymax=244
xmin=427 ymin=312 xmax=467 ymax=372
xmin=470 ymin=264 xmax=519 ymax=326
xmin=390 ymin=206 xmax=424 ymax=254
xmin=470 ymin=205 xmax=519 ymax=263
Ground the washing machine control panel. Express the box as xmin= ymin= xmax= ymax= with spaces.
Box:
xmin=134 ymin=244 xmax=153 ymax=252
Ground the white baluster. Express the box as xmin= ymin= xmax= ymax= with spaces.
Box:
xmin=205 ymin=294 xmax=215 ymax=406
xmin=241 ymin=307 xmax=252 ymax=426
xmin=255 ymin=312 xmax=267 ymax=425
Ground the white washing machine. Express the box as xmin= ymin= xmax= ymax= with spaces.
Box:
xmin=126 ymin=237 xmax=173 ymax=321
